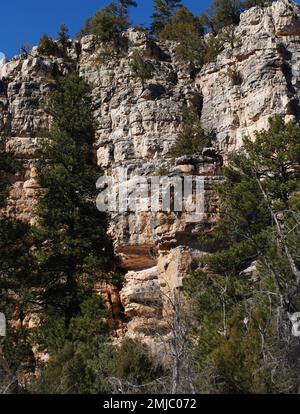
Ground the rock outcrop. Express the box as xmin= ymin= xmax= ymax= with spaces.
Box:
xmin=1 ymin=0 xmax=300 ymax=344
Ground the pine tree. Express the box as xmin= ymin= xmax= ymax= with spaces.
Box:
xmin=160 ymin=6 xmax=203 ymax=41
xmin=58 ymin=24 xmax=69 ymax=46
xmin=33 ymin=72 xmax=115 ymax=329
xmin=184 ymin=116 xmax=300 ymax=393
xmin=31 ymin=296 xmax=114 ymax=394
xmin=78 ymin=1 xmax=137 ymax=42
xmin=119 ymin=0 xmax=137 ymax=15
xmin=200 ymin=0 xmax=241 ymax=35
xmin=151 ymin=0 xmax=182 ymax=35
xmin=159 ymin=7 xmax=205 ymax=66
xmin=0 ymin=147 xmax=35 ymax=339
xmin=38 ymin=34 xmax=57 ymax=56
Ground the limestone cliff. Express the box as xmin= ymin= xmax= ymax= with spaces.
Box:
xmin=1 ymin=0 xmax=300 ymax=347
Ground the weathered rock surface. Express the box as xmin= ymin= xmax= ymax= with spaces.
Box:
xmin=198 ymin=0 xmax=300 ymax=151
xmin=1 ymin=0 xmax=300 ymax=342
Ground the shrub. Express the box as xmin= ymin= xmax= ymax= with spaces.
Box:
xmin=169 ymin=106 xmax=213 ymax=157
xmin=31 ymin=296 xmax=114 ymax=394
xmin=111 ymin=338 xmax=166 ymax=392
xmin=38 ymin=35 xmax=57 ymax=56
xmin=227 ymin=66 xmax=243 ymax=85
xmin=202 ymin=34 xmax=224 ymax=63
xmin=129 ymin=51 xmax=153 ymax=87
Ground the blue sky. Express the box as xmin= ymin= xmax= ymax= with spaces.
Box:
xmin=0 ymin=0 xmax=211 ymax=58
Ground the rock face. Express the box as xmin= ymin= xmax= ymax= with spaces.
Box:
xmin=198 ymin=0 xmax=300 ymax=151
xmin=1 ymin=0 xmax=300 ymax=344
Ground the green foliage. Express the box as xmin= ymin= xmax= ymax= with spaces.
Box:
xmin=151 ymin=0 xmax=182 ymax=34
xmin=185 ymin=115 xmax=300 ymax=393
xmin=160 ymin=6 xmax=203 ymax=41
xmin=243 ymin=116 xmax=300 ymax=204
xmin=200 ymin=116 xmax=300 ymax=270
xmin=78 ymin=0 xmax=137 ymax=42
xmin=33 ymin=72 xmax=115 ymax=327
xmin=0 ymin=220 xmax=34 ymax=320
xmin=0 ymin=326 xmax=34 ymax=394
xmin=200 ymin=0 xmax=277 ymax=36
xmin=30 ymin=75 xmax=117 ymax=391
xmin=88 ymin=9 xmax=123 ymax=42
xmin=111 ymin=338 xmax=166 ymax=392
xmin=32 ymin=311 xmax=165 ymax=394
xmin=202 ymin=34 xmax=225 ymax=64
xmin=200 ymin=0 xmax=242 ymax=35
xmin=219 ymin=24 xmax=240 ymax=49
xmin=160 ymin=6 xmax=232 ymax=67
xmin=32 ymin=296 xmax=114 ymax=394
xmin=0 ymin=220 xmax=33 ymax=394
xmin=38 ymin=35 xmax=57 ymax=56
xmin=185 ymin=271 xmax=296 ymax=393
xmin=0 ymin=141 xmax=35 ymax=394
xmin=159 ymin=6 xmax=205 ymax=67
xmin=58 ymin=24 xmax=69 ymax=46
xmin=242 ymin=0 xmax=276 ymax=8
xmin=174 ymin=33 xmax=204 ymax=67
xmin=0 ymin=140 xmax=32 ymax=319
xmin=0 ymin=72 xmax=118 ymax=395
xmin=227 ymin=68 xmax=243 ymax=85
xmin=129 ymin=51 xmax=153 ymax=87
xmin=174 ymin=32 xmax=224 ymax=66
xmin=119 ymin=0 xmax=137 ymax=10
xmin=169 ymin=106 xmax=213 ymax=157
xmin=0 ymin=147 xmax=19 ymax=207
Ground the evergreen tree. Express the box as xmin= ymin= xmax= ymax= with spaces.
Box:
xmin=242 ymin=0 xmax=276 ymax=8
xmin=0 ymin=139 xmax=19 ymax=206
xmin=160 ymin=6 xmax=203 ymax=41
xmin=159 ymin=6 xmax=205 ymax=67
xmin=31 ymin=296 xmax=114 ymax=394
xmin=33 ymin=72 xmax=115 ymax=330
xmin=119 ymin=0 xmax=137 ymax=15
xmin=200 ymin=0 xmax=242 ymax=35
xmin=38 ymin=34 xmax=57 ymax=56
xmin=151 ymin=0 xmax=182 ymax=35
xmin=78 ymin=0 xmax=137 ymax=42
xmin=58 ymin=24 xmax=69 ymax=46
xmin=185 ymin=116 xmax=300 ymax=393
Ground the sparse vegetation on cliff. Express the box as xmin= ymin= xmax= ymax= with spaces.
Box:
xmin=169 ymin=105 xmax=214 ymax=157
xmin=185 ymin=116 xmax=300 ymax=393
xmin=1 ymin=0 xmax=300 ymax=397
xmin=129 ymin=50 xmax=153 ymax=88
xmin=151 ymin=0 xmax=182 ymax=34
xmin=38 ymin=35 xmax=57 ymax=56
xmin=78 ymin=0 xmax=137 ymax=42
